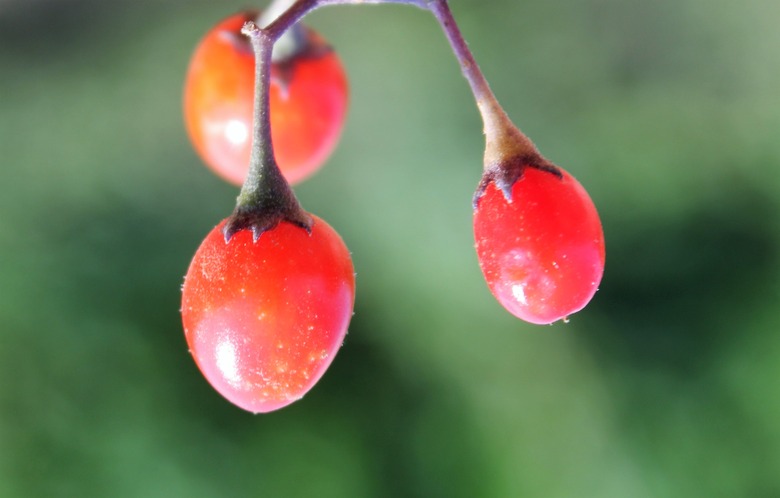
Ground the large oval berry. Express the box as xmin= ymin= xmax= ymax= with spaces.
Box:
xmin=473 ymin=167 xmax=605 ymax=324
xmin=181 ymin=217 xmax=355 ymax=413
xmin=183 ymin=11 xmax=348 ymax=185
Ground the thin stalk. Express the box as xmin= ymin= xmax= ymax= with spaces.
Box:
xmin=426 ymin=0 xmax=538 ymax=166
xmin=224 ymin=22 xmax=311 ymax=242
xmin=253 ymin=0 xmax=535 ymax=162
xmin=244 ymin=26 xmax=275 ymax=183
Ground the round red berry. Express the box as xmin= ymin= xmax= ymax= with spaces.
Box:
xmin=473 ymin=167 xmax=605 ymax=324
xmin=181 ymin=217 xmax=355 ymax=413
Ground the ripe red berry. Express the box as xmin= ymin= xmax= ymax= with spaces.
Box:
xmin=473 ymin=167 xmax=605 ymax=324
xmin=181 ymin=217 xmax=355 ymax=413
xmin=183 ymin=11 xmax=348 ymax=185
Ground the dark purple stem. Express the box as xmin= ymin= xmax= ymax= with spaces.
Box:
xmin=426 ymin=0 xmax=556 ymax=206
xmin=426 ymin=1 xmax=508 ymax=134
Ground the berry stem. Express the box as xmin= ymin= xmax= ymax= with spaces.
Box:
xmin=260 ymin=0 xmax=550 ymax=180
xmin=424 ymin=0 xmax=561 ymax=205
xmin=224 ymin=21 xmax=312 ymax=242
xmin=425 ymin=0 xmax=539 ymax=165
xmin=258 ymin=0 xmax=519 ymax=167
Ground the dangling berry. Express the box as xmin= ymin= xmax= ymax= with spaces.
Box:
xmin=181 ymin=216 xmax=355 ymax=413
xmin=183 ymin=11 xmax=348 ymax=185
xmin=471 ymin=103 xmax=605 ymax=325
xmin=473 ymin=160 xmax=605 ymax=325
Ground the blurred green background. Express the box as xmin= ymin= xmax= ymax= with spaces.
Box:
xmin=2 ymin=0 xmax=780 ymax=496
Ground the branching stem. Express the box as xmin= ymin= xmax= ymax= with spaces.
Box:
xmin=230 ymin=0 xmax=541 ymax=238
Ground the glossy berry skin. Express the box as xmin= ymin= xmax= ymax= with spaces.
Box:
xmin=184 ymin=12 xmax=348 ymax=185
xmin=181 ymin=217 xmax=355 ymax=413
xmin=473 ymin=168 xmax=605 ymax=325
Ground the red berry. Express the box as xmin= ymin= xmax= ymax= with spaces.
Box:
xmin=183 ymin=12 xmax=348 ymax=185
xmin=473 ymin=167 xmax=605 ymax=324
xmin=181 ymin=217 xmax=355 ymax=413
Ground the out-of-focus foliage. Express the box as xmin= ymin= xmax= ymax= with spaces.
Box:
xmin=1 ymin=0 xmax=779 ymax=496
